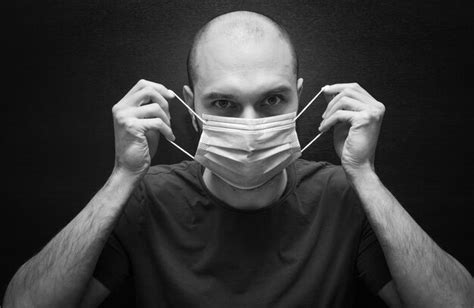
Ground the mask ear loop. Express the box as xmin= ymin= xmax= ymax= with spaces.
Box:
xmin=168 ymin=90 xmax=206 ymax=123
xmin=296 ymin=86 xmax=326 ymax=153
xmin=167 ymin=138 xmax=195 ymax=159
xmin=295 ymin=87 xmax=324 ymax=121
xmin=163 ymin=90 xmax=207 ymax=160
xmin=301 ymin=132 xmax=324 ymax=152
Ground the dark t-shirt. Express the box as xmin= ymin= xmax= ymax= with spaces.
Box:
xmin=94 ymin=159 xmax=391 ymax=307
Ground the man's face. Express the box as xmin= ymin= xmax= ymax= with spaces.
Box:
xmin=190 ymin=31 xmax=302 ymax=121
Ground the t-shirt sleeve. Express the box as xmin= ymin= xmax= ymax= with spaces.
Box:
xmin=93 ymin=230 xmax=131 ymax=291
xmin=356 ymin=217 xmax=392 ymax=294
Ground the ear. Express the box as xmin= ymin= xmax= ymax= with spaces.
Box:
xmin=297 ymin=78 xmax=304 ymax=100
xmin=183 ymin=85 xmax=199 ymax=132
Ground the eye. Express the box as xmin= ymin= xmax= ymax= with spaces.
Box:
xmin=213 ymin=100 xmax=236 ymax=109
xmin=262 ymin=95 xmax=283 ymax=107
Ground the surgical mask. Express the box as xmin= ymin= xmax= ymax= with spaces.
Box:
xmin=166 ymin=88 xmax=325 ymax=190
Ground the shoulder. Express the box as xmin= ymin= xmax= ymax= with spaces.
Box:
xmin=143 ymin=160 xmax=202 ymax=193
xmin=118 ymin=160 xmax=201 ymax=225
xmin=146 ymin=160 xmax=200 ymax=177
xmin=293 ymin=159 xmax=362 ymax=217
xmin=294 ymin=158 xmax=350 ymax=192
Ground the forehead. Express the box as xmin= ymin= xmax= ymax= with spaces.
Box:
xmin=193 ymin=29 xmax=296 ymax=94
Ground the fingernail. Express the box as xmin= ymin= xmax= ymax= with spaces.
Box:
xmin=168 ymin=89 xmax=175 ymax=97
xmin=171 ymin=134 xmax=176 ymax=141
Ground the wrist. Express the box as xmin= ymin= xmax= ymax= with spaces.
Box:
xmin=346 ymin=168 xmax=388 ymax=218
xmin=345 ymin=166 xmax=380 ymax=191
xmin=93 ymin=168 xmax=142 ymax=213
xmin=106 ymin=166 xmax=144 ymax=196
xmin=343 ymin=161 xmax=375 ymax=179
xmin=112 ymin=164 xmax=146 ymax=182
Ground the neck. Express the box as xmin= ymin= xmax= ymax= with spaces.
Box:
xmin=203 ymin=168 xmax=288 ymax=210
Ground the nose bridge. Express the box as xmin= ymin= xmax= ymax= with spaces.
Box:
xmin=241 ymin=105 xmax=259 ymax=119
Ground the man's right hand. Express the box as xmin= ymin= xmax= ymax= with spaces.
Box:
xmin=111 ymin=79 xmax=175 ymax=176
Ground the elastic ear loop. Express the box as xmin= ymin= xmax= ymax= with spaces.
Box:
xmin=296 ymin=87 xmax=326 ymax=152
xmin=165 ymin=90 xmax=206 ymax=160
xmin=165 ymin=87 xmax=326 ymax=158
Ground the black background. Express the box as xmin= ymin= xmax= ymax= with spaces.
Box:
xmin=2 ymin=1 xmax=473 ymax=307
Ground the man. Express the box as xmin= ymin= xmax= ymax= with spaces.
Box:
xmin=3 ymin=10 xmax=473 ymax=308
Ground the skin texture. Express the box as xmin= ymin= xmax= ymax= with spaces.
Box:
xmin=3 ymin=10 xmax=473 ymax=308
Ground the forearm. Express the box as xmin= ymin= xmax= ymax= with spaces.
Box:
xmin=350 ymin=171 xmax=473 ymax=307
xmin=3 ymin=168 xmax=140 ymax=308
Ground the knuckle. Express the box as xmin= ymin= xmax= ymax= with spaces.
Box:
xmin=161 ymin=103 xmax=169 ymax=113
xmin=155 ymin=118 xmax=164 ymax=127
xmin=149 ymin=103 xmax=161 ymax=113
xmin=367 ymin=108 xmax=382 ymax=121
xmin=377 ymin=101 xmax=386 ymax=113
xmin=111 ymin=104 xmax=120 ymax=115
xmin=370 ymin=110 xmax=379 ymax=119
xmin=334 ymin=110 xmax=344 ymax=117
xmin=155 ymin=83 xmax=166 ymax=92
xmin=144 ymin=85 xmax=155 ymax=95
xmin=124 ymin=118 xmax=137 ymax=131
xmin=360 ymin=111 xmax=372 ymax=121
xmin=113 ymin=109 xmax=126 ymax=123
xmin=339 ymin=96 xmax=349 ymax=104
xmin=141 ymin=87 xmax=156 ymax=100
xmin=137 ymin=79 xmax=148 ymax=87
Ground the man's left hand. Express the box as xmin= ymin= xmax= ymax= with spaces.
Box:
xmin=319 ymin=83 xmax=385 ymax=179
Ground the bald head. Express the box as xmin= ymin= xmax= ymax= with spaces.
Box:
xmin=186 ymin=11 xmax=298 ymax=90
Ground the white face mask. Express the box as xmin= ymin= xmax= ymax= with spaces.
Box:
xmin=195 ymin=112 xmax=301 ymax=189
xmin=167 ymin=88 xmax=325 ymax=190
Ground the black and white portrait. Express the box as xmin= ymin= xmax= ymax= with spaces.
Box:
xmin=2 ymin=1 xmax=473 ymax=307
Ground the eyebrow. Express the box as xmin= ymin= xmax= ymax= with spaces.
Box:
xmin=202 ymin=85 xmax=293 ymax=101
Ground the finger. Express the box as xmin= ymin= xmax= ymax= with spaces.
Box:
xmin=141 ymin=88 xmax=171 ymax=119
xmin=319 ymin=110 xmax=357 ymax=132
xmin=323 ymin=87 xmax=371 ymax=118
xmin=125 ymin=79 xmax=175 ymax=100
xmin=122 ymin=87 xmax=170 ymax=117
xmin=324 ymin=83 xmax=374 ymax=99
xmin=139 ymin=118 xmax=175 ymax=141
xmin=132 ymin=103 xmax=170 ymax=126
xmin=323 ymin=91 xmax=337 ymax=106
xmin=323 ymin=96 xmax=366 ymax=120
